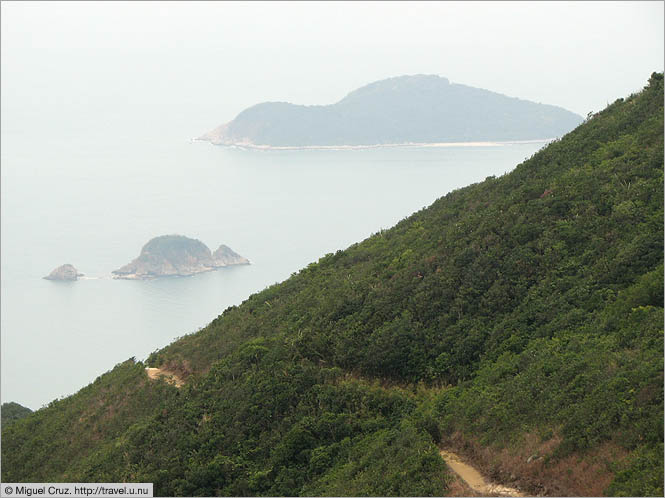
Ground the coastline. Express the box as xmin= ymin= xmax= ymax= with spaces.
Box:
xmin=111 ymin=260 xmax=251 ymax=281
xmin=191 ymin=138 xmax=554 ymax=151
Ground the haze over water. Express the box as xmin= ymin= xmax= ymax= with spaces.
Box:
xmin=1 ymin=57 xmax=545 ymax=408
xmin=2 ymin=2 xmax=661 ymax=411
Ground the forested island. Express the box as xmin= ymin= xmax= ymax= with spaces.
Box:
xmin=2 ymin=74 xmax=662 ymax=496
xmin=112 ymin=235 xmax=249 ymax=280
xmin=198 ymin=74 xmax=583 ymax=148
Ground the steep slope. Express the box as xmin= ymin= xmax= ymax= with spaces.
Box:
xmin=2 ymin=74 xmax=662 ymax=496
xmin=199 ymin=75 xmax=582 ymax=147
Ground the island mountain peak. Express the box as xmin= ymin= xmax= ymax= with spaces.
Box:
xmin=338 ymin=74 xmax=451 ymax=104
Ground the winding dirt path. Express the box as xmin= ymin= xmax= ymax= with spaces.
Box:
xmin=145 ymin=367 xmax=184 ymax=388
xmin=440 ymin=449 xmax=524 ymax=496
xmin=142 ymin=366 xmax=522 ymax=494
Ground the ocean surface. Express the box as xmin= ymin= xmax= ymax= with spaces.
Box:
xmin=1 ymin=139 xmax=545 ymax=410
xmin=1 ymin=49 xmax=548 ymax=410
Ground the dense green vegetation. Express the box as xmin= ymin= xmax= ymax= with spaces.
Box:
xmin=202 ymin=74 xmax=582 ymax=146
xmin=2 ymin=74 xmax=662 ymax=496
xmin=1 ymin=402 xmax=33 ymax=427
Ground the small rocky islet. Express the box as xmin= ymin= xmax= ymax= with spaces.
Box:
xmin=43 ymin=264 xmax=84 ymax=281
xmin=112 ymin=234 xmax=249 ymax=280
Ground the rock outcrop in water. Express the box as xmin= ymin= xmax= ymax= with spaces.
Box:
xmin=198 ymin=74 xmax=583 ymax=148
xmin=44 ymin=264 xmax=83 ymax=281
xmin=213 ymin=244 xmax=250 ymax=266
xmin=112 ymin=235 xmax=249 ymax=280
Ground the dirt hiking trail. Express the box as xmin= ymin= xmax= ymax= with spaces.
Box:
xmin=440 ymin=449 xmax=524 ymax=496
xmin=143 ymin=365 xmax=523 ymax=494
xmin=145 ymin=367 xmax=184 ymax=388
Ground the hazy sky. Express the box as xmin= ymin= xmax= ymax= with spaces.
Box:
xmin=2 ymin=1 xmax=663 ymax=123
xmin=0 ymin=1 xmax=663 ymax=410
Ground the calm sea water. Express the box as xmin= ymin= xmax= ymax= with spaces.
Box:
xmin=1 ymin=49 xmax=547 ymax=410
xmin=1 ymin=140 xmax=544 ymax=410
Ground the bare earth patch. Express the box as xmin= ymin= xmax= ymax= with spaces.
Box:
xmin=145 ymin=367 xmax=184 ymax=388
xmin=442 ymin=431 xmax=625 ymax=496
xmin=440 ymin=449 xmax=524 ymax=497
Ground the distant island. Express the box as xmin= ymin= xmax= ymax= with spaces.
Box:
xmin=112 ymin=235 xmax=249 ymax=280
xmin=198 ymin=74 xmax=583 ymax=148
xmin=44 ymin=264 xmax=83 ymax=281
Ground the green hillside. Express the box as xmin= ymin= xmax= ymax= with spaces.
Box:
xmin=2 ymin=74 xmax=662 ymax=496
xmin=1 ymin=402 xmax=33 ymax=427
